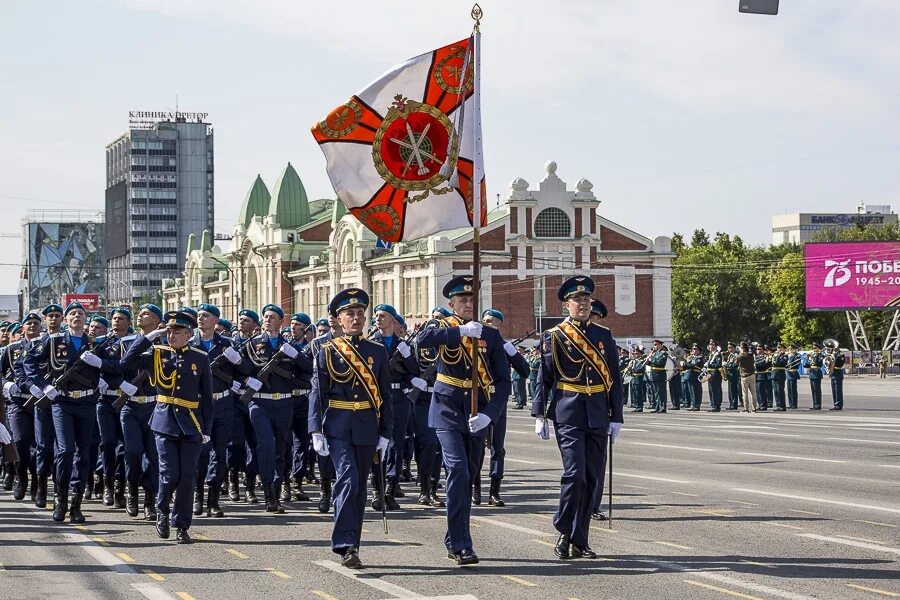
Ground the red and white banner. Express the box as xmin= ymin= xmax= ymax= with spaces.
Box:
xmin=62 ymin=293 xmax=100 ymax=312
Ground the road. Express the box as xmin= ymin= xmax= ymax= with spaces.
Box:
xmin=1 ymin=377 xmax=898 ymax=600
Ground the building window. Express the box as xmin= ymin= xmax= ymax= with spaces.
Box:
xmin=534 ymin=208 xmax=571 ymax=238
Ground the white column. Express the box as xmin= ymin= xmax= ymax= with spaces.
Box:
xmin=652 ymin=257 xmax=673 ymax=340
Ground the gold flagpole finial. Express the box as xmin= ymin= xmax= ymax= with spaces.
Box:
xmin=471 ymin=3 xmax=483 ymax=29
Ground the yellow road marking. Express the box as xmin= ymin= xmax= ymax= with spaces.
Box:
xmin=0 ymin=562 xmax=4 ymax=572
xmin=723 ymin=499 xmax=758 ymax=506
xmin=620 ymin=484 xmax=650 ymax=490
xmin=115 ymin=552 xmax=135 ymax=563
xmin=502 ymin=575 xmax=537 ymax=587
xmin=535 ymin=514 xmax=552 ymax=520
xmin=655 ymin=541 xmax=693 ymax=550
xmin=143 ymin=569 xmax=165 ymax=582
xmin=766 ymin=522 xmax=804 ymax=530
xmin=532 ymin=539 xmax=556 ymax=548
xmin=176 ymin=593 xmax=197 ymax=600
xmin=193 ymin=533 xmax=210 ymax=541
xmin=741 ymin=560 xmax=774 ymax=569
xmin=854 ymin=520 xmax=897 ymax=529
xmin=92 ymin=537 xmax=109 ymax=547
xmin=683 ymin=579 xmax=763 ymax=600
xmin=846 ymin=583 xmax=899 ymax=597
xmin=267 ymin=568 xmax=291 ymax=579
xmin=689 ymin=509 xmax=734 ymax=517
xmin=312 ymin=591 xmax=339 ymax=600
xmin=787 ymin=509 xmax=820 ymax=516
xmin=836 ymin=535 xmax=885 ymax=545
xmin=225 ymin=549 xmax=249 ymax=559
xmin=361 ymin=528 xmax=370 ymax=533
xmin=73 ymin=524 xmax=89 ymax=531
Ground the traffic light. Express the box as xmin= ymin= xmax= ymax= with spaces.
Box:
xmin=739 ymin=0 xmax=778 ymax=15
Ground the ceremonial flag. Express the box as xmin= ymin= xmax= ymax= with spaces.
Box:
xmin=312 ymin=36 xmax=486 ymax=243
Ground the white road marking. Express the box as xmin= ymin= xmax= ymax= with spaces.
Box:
xmin=733 ymin=488 xmax=900 ymax=515
xmin=737 ymin=452 xmax=847 ymax=464
xmin=504 ymin=458 xmax=544 ymax=465
xmin=314 ymin=559 xmax=422 ymax=598
xmin=471 ymin=515 xmax=552 ymax=536
xmin=132 ymin=583 xmax=178 ymax=600
xmin=797 ymin=533 xmax=900 ymax=556
xmin=877 ymin=464 xmax=900 ymax=470
xmin=617 ymin=471 xmax=693 ymax=484
xmin=628 ymin=442 xmax=714 ymax=452
xmin=827 ymin=437 xmax=900 ymax=445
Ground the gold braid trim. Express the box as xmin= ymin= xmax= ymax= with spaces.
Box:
xmin=324 ymin=342 xmax=354 ymax=383
xmin=551 ymin=331 xmax=585 ymax=382
xmin=150 ymin=346 xmax=177 ymax=394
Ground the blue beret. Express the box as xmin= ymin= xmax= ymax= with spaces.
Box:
xmin=0 ymin=321 xmax=9 ymax=328
xmin=218 ymin=318 xmax=233 ymax=330
xmin=482 ymin=308 xmax=504 ymax=322
xmin=261 ymin=304 xmax=284 ymax=319
xmin=432 ymin=306 xmax=452 ymax=318
xmin=396 ymin=314 xmax=406 ymax=327
xmin=110 ymin=306 xmax=132 ymax=320
xmin=291 ymin=312 xmax=312 ymax=325
xmin=197 ymin=303 xmax=220 ymax=318
xmin=590 ymin=299 xmax=608 ymax=318
xmin=42 ymin=304 xmax=63 ymax=316
xmin=179 ymin=306 xmax=198 ymax=318
xmin=373 ymin=304 xmax=399 ymax=320
xmin=89 ymin=315 xmax=110 ymax=328
xmin=239 ymin=309 xmax=261 ymax=325
xmin=557 ymin=276 xmax=595 ymax=301
xmin=316 ymin=318 xmax=329 ymax=327
xmin=442 ymin=275 xmax=475 ymax=299
xmin=23 ymin=312 xmax=42 ymax=324
xmin=7 ymin=323 xmax=21 ymax=335
xmin=164 ymin=309 xmax=197 ymax=330
xmin=141 ymin=304 xmax=164 ymax=321
xmin=64 ymin=301 xmax=85 ymax=315
xmin=329 ymin=288 xmax=369 ymax=317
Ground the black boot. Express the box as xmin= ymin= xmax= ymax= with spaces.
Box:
xmin=488 ymin=477 xmax=505 ymax=507
xmin=245 ymin=477 xmax=259 ymax=504
xmin=401 ymin=461 xmax=413 ymax=483
xmin=554 ymin=533 xmax=571 ymax=559
xmin=228 ymin=469 xmax=240 ymax=501
xmin=281 ymin=478 xmax=292 ymax=503
xmin=293 ymin=476 xmax=311 ymax=501
xmin=126 ymin=481 xmax=140 ymax=517
xmin=391 ymin=480 xmax=405 ymax=499
xmin=29 ymin=469 xmax=38 ymax=502
xmin=263 ymin=484 xmax=284 ymax=514
xmin=143 ymin=489 xmax=157 ymax=521
xmin=103 ymin=475 xmax=115 ymax=507
xmin=35 ymin=475 xmax=48 ymax=508
xmin=114 ymin=478 xmax=126 ymax=509
xmin=13 ymin=463 xmax=27 ymax=501
xmin=52 ymin=490 xmax=68 ymax=522
xmin=156 ymin=513 xmax=170 ymax=539
xmin=207 ymin=484 xmax=224 ymax=518
xmin=418 ymin=479 xmax=433 ymax=506
xmin=471 ymin=474 xmax=482 ymax=505
xmin=92 ymin=475 xmax=103 ymax=500
xmin=384 ymin=481 xmax=400 ymax=511
xmin=69 ymin=491 xmax=86 ymax=524
xmin=84 ymin=471 xmax=94 ymax=500
xmin=2 ymin=467 xmax=13 ymax=491
xmin=318 ymin=480 xmax=331 ymax=513
xmin=193 ymin=484 xmax=204 ymax=516
xmin=371 ymin=486 xmax=384 ymax=511
xmin=429 ymin=478 xmax=445 ymax=507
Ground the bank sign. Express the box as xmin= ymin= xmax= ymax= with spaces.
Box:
xmin=805 ymin=242 xmax=900 ymax=311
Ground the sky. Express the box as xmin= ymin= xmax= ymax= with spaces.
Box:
xmin=1 ymin=0 xmax=899 ymax=295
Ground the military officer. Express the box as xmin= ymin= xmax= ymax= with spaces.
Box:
xmin=315 ymin=318 xmax=331 ymax=337
xmin=24 ymin=301 xmax=102 ymax=523
xmin=724 ymin=342 xmax=742 ymax=410
xmin=417 ymin=275 xmax=510 ymax=566
xmin=533 ymin=276 xmax=623 ymax=560
xmin=646 ymin=340 xmax=668 ymax=413
xmin=770 ymin=342 xmax=788 ymax=411
xmin=227 ymin=308 xmax=261 ymax=503
xmin=308 ymin=288 xmax=394 ymax=569
xmin=628 ymin=347 xmax=646 ymax=412
xmin=682 ymin=344 xmax=703 ymax=411
xmin=754 ymin=344 xmax=772 ymax=411
xmin=826 ymin=341 xmax=845 ymax=410
xmin=803 ymin=342 xmax=824 ymax=410
xmin=786 ymin=343 xmax=801 ymax=409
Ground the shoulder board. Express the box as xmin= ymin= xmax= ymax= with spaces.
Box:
xmin=596 ymin=324 xmax=610 ymax=331
xmin=188 ymin=347 xmax=208 ymax=356
xmin=365 ymin=338 xmax=384 ymax=348
xmin=119 ymin=334 xmax=138 ymax=342
xmin=49 ymin=332 xmax=64 ymax=338
xmin=546 ymin=326 xmax=560 ymax=334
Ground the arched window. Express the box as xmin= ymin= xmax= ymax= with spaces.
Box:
xmin=534 ymin=208 xmax=571 ymax=238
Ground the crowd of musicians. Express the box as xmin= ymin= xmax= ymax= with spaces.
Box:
xmin=0 ymin=275 xmax=623 ymax=567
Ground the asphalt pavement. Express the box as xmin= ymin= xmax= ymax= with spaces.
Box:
xmin=1 ymin=377 xmax=898 ymax=600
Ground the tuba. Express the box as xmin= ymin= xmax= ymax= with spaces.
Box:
xmin=823 ymin=338 xmax=839 ymax=373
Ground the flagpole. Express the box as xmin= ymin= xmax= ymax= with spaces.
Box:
xmin=469 ymin=4 xmax=483 ymax=418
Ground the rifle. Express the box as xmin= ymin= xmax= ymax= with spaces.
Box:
xmin=239 ymin=349 xmax=286 ymax=404
xmin=387 ymin=323 xmax=422 ymax=375
xmin=510 ymin=329 xmax=538 ymax=347
xmin=26 ymin=335 xmax=114 ymax=410
xmin=112 ymin=370 xmax=150 ymax=411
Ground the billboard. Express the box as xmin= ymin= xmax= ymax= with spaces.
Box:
xmin=62 ymin=293 xmax=100 ymax=312
xmin=26 ymin=221 xmax=105 ymax=311
xmin=805 ymin=242 xmax=900 ymax=311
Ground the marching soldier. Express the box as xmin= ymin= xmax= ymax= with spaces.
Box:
xmin=121 ymin=309 xmax=213 ymax=543
xmin=94 ymin=307 xmax=131 ymax=507
xmin=306 ymin=313 xmax=342 ymax=513
xmin=682 ymin=344 xmax=703 ymax=411
xmin=753 ymin=344 xmax=772 ymax=411
xmin=286 ymin=312 xmax=315 ymax=504
xmin=628 ymin=347 xmax=646 ymax=413
xmin=416 ymin=275 xmax=510 ymax=566
xmin=410 ymin=311 xmax=444 ymax=508
xmin=803 ymin=342 xmax=824 ymax=410
xmin=227 ymin=309 xmax=261 ymax=503
xmin=191 ymin=304 xmax=243 ymax=517
xmin=533 ymin=276 xmax=623 ymax=560
xmin=618 ymin=347 xmax=630 ymax=407
xmin=786 ymin=343 xmax=801 ymax=409
xmin=770 ymin=342 xmax=788 ymax=411
xmin=704 ymin=340 xmax=724 ymax=412
xmin=24 ymin=302 xmax=102 ymax=523
xmin=724 ymin=342 xmax=742 ymax=410
xmin=308 ymin=288 xmax=393 ymax=569
xmin=827 ymin=341 xmax=845 ymax=411
xmin=31 ymin=304 xmax=64 ymax=508
xmin=646 ymin=340 xmax=668 ymax=413
xmin=527 ymin=347 xmax=540 ymax=407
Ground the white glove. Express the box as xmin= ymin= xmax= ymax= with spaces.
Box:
xmin=79 ymin=352 xmax=102 ymax=368
xmin=279 ymin=343 xmax=298 ymax=358
xmin=145 ymin=328 xmax=165 ymax=342
xmin=119 ymin=381 xmax=138 ymax=397
xmin=223 ymin=346 xmax=241 ymax=365
xmin=503 ymin=341 xmax=516 ymax=357
xmin=202 ymin=434 xmax=211 ymax=444
xmin=410 ymin=377 xmax=427 ymax=391
xmin=535 ymin=418 xmax=550 ymax=440
xmin=29 ymin=384 xmax=43 ymax=399
xmin=0 ymin=423 xmax=11 ymax=445
xmin=42 ymin=385 xmax=59 ymax=401
xmin=607 ymin=422 xmax=622 ymax=443
xmin=98 ymin=378 xmax=109 ymax=394
xmin=245 ymin=377 xmax=262 ymax=392
xmin=458 ymin=321 xmax=483 ymax=339
xmin=376 ymin=436 xmax=390 ymax=462
xmin=397 ymin=341 xmax=411 ymax=358
xmin=2 ymin=381 xmax=18 ymax=398
xmin=468 ymin=413 xmax=491 ymax=433
xmin=230 ymin=380 xmax=241 ymax=394
xmin=312 ymin=432 xmax=329 ymax=456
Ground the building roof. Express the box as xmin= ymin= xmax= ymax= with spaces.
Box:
xmin=239 ymin=175 xmax=271 ymax=228
xmin=268 ymin=162 xmax=310 ymax=228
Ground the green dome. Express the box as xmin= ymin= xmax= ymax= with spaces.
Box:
xmin=268 ymin=162 xmax=310 ymax=228
xmin=239 ymin=175 xmax=271 ymax=228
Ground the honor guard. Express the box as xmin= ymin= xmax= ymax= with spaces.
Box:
xmin=803 ymin=342 xmax=824 ymax=410
xmin=24 ymin=302 xmax=102 ymax=523
xmin=31 ymin=304 xmax=64 ymax=508
xmin=286 ymin=312 xmax=315 ymax=504
xmin=628 ymin=347 xmax=646 ymax=412
xmin=682 ymin=344 xmax=703 ymax=411
xmin=533 ymin=276 xmax=623 ymax=561
xmin=826 ymin=341 xmax=845 ymax=410
xmin=704 ymin=340 xmax=724 ymax=412
xmin=416 ymin=275 xmax=511 ymax=566
xmin=227 ymin=309 xmax=261 ymax=503
xmin=306 ymin=315 xmax=343 ymax=513
xmin=785 ymin=343 xmax=801 ymax=409
xmin=237 ymin=304 xmax=313 ymax=514
xmin=191 ymin=304 xmax=243 ymax=517
xmin=645 ymin=340 xmax=668 ymax=414
xmin=308 ymin=288 xmax=394 ymax=569
xmin=724 ymin=342 xmax=742 ymax=410
xmin=754 ymin=344 xmax=772 ymax=410
xmin=121 ymin=310 xmax=213 ymax=543
xmin=770 ymin=342 xmax=788 ymax=411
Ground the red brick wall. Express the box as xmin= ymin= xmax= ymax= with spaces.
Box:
xmin=575 ymin=208 xmax=582 ymax=237
xmin=590 ymin=208 xmax=596 ymax=234
xmin=510 ymin=207 xmax=518 ymax=234
xmin=526 ymin=246 xmax=533 ymax=269
xmin=298 ymin=219 xmax=332 ymax=242
xmin=600 ymin=225 xmax=646 ymax=251
xmin=591 ymin=273 xmax=653 ymax=336
xmin=457 ymin=225 xmax=506 ymax=251
xmin=575 ymin=246 xmax=582 ymax=268
xmin=525 ymin=208 xmax=533 ymax=238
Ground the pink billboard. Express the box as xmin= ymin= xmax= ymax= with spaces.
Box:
xmin=805 ymin=242 xmax=900 ymax=311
